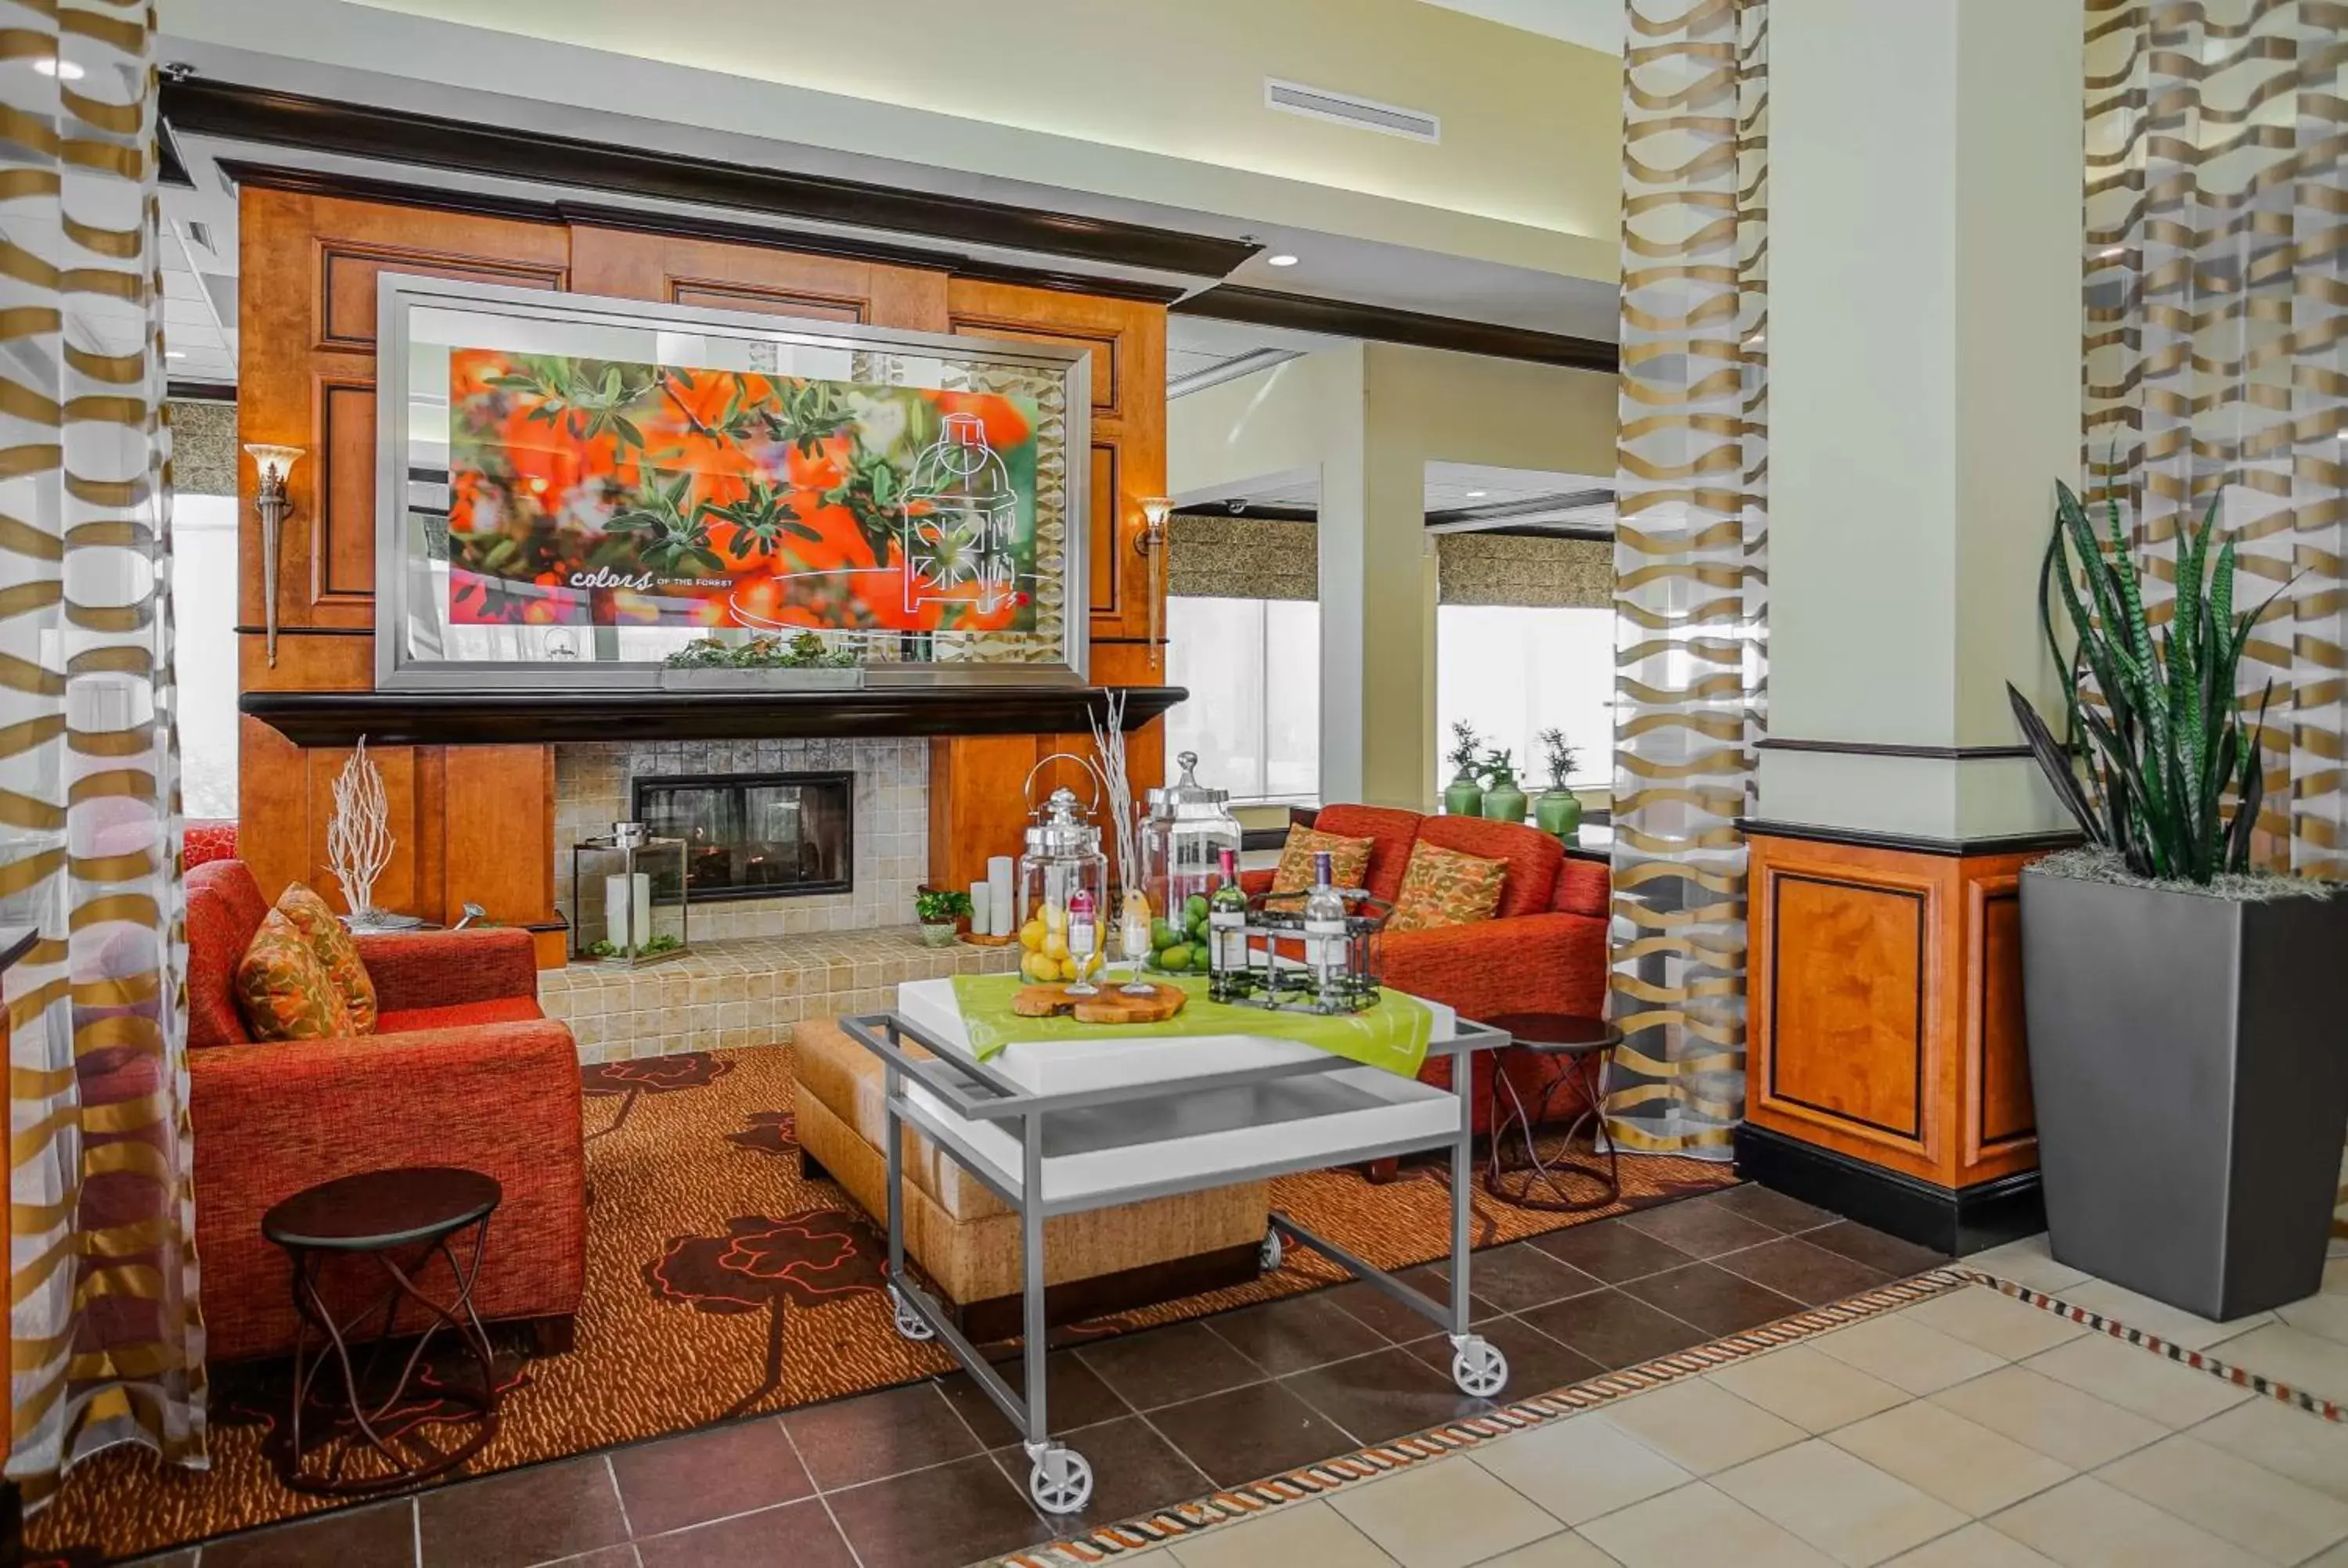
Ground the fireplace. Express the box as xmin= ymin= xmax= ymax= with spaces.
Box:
xmin=632 ymin=771 xmax=853 ymax=902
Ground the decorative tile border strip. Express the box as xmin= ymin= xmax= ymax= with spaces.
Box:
xmin=987 ymin=1268 xmax=1972 ymax=1568
xmin=1956 ymin=1268 xmax=2346 ymax=1425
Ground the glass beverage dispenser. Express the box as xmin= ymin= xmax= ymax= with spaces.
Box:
xmin=1138 ymin=752 xmax=1244 ymax=976
xmin=1017 ymin=774 xmax=1111 ymax=994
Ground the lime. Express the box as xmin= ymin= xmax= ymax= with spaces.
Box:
xmin=1151 ymin=918 xmax=1177 ymax=951
xmin=1184 ymin=894 xmax=1210 ymax=923
xmin=1191 ymin=947 xmax=1213 ymax=973
xmin=1160 ymin=943 xmax=1193 ymax=973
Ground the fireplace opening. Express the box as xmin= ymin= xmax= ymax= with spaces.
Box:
xmin=632 ymin=771 xmax=853 ymax=903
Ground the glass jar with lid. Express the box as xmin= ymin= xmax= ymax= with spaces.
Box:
xmin=1137 ymin=752 xmax=1244 ymax=974
xmin=1016 ymin=764 xmax=1111 ymax=994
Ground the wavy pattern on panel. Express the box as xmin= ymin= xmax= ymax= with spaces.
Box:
xmin=0 ymin=0 xmax=207 ymax=1501
xmin=1607 ymin=0 xmax=1768 ymax=1158
xmin=2082 ymin=0 xmax=2347 ymax=878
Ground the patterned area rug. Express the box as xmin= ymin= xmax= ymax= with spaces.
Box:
xmin=30 ymin=1044 xmax=1734 ymax=1562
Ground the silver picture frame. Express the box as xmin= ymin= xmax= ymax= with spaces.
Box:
xmin=373 ymin=271 xmax=1092 ymax=692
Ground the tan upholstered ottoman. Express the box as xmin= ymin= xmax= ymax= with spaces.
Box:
xmin=792 ymin=1016 xmax=1269 ymax=1338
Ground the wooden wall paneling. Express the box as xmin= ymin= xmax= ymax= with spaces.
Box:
xmin=312 ymin=378 xmax=377 ymax=612
xmin=239 ymin=629 xmax=377 ymax=693
xmin=237 ymin=714 xmax=311 ymax=901
xmin=296 ymin=743 xmax=426 ymax=915
xmin=928 ymin=735 xmax=1042 ymax=896
xmin=1747 ymin=831 xmax=2044 ymax=1196
xmin=566 ymin=227 xmax=952 ymax=331
xmin=441 ymin=746 xmax=556 ymax=927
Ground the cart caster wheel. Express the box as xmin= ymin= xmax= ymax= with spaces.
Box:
xmin=1028 ymin=1446 xmax=1093 ymax=1515
xmin=1260 ymin=1230 xmax=1284 ymax=1271
xmin=888 ymin=1286 xmax=935 ymax=1343
xmin=1451 ymin=1336 xmax=1508 ymax=1398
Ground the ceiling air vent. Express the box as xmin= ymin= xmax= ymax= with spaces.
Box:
xmin=1264 ymin=79 xmax=1440 ymax=144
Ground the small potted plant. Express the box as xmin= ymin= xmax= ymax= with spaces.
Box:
xmin=1478 ymin=748 xmax=1528 ymax=825
xmin=1442 ymin=722 xmax=1485 ymax=816
xmin=914 ymin=889 xmax=973 ymax=948
xmin=1535 ymin=728 xmax=1583 ymax=843
xmin=660 ymin=630 xmax=864 ymax=690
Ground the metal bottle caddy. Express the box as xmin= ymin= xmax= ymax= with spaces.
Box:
xmin=1219 ymin=886 xmax=1392 ymax=1016
xmin=1014 ymin=757 xmax=1111 ymax=994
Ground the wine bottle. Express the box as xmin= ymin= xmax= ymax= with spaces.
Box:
xmin=1301 ymin=850 xmax=1348 ymax=1011
xmin=1208 ymin=847 xmax=1248 ymax=1002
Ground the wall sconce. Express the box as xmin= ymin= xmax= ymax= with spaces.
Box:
xmin=245 ymin=443 xmax=304 ymax=667
xmin=1135 ymin=496 xmax=1172 ymax=673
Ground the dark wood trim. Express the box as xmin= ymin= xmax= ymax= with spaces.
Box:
xmin=1171 ymin=503 xmax=1319 ymax=524
xmin=167 ymin=379 xmax=238 ymax=404
xmin=1974 ymin=886 xmax=2036 ymax=1153
xmin=1757 ymin=737 xmax=2035 ymax=761
xmin=170 ymin=81 xmax=1257 ymax=278
xmin=233 ymin=624 xmax=367 ymax=638
xmin=158 ymin=116 xmax=193 ymax=189
xmin=1766 ymin=872 xmax=1928 ymax=1142
xmin=1740 ymin=818 xmax=2083 ymax=860
xmin=217 ymin=161 xmax=1196 ymax=307
xmin=1734 ymin=1122 xmax=2044 ymax=1257
xmin=0 ymin=926 xmax=37 ymax=976
xmin=240 ymin=685 xmax=1189 ymax=747
xmin=1173 ymin=285 xmax=1619 ymax=372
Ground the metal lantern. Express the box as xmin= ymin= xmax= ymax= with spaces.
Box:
xmin=1016 ymin=764 xmax=1111 ymax=993
xmin=1140 ymin=751 xmax=1244 ymax=926
xmin=571 ymin=821 xmax=691 ymax=966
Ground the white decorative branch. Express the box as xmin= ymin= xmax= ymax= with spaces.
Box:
xmin=326 ymin=735 xmax=395 ymax=925
xmin=1086 ymin=691 xmax=1140 ymax=891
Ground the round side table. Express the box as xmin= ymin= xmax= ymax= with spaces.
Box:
xmin=262 ymin=1167 xmax=503 ymax=1494
xmin=1482 ymin=1013 xmax=1626 ymax=1211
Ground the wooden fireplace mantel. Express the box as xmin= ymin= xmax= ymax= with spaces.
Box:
xmin=240 ymin=684 xmax=1187 ymax=749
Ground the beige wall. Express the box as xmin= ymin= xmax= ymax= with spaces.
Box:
xmin=1762 ymin=0 xmax=2081 ymax=839
xmin=178 ymin=0 xmax=1622 ymax=279
xmin=1169 ymin=343 xmax=1619 ymax=811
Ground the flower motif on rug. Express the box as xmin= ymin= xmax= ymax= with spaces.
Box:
xmin=582 ymin=1052 xmax=736 ymax=1140
xmin=644 ymin=1208 xmax=884 ymax=1415
xmin=726 ymin=1109 xmax=797 ymax=1156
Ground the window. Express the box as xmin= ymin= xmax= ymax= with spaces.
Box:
xmin=1435 ymin=605 xmax=1612 ymax=794
xmin=172 ymin=493 xmax=239 ymax=819
xmin=1165 ymin=596 xmax=1320 ymax=804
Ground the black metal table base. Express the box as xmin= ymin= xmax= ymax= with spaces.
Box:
xmin=279 ymin=1221 xmax=499 ymax=1494
xmin=1485 ymin=1048 xmax=1622 ymax=1211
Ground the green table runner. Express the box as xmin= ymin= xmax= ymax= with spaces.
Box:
xmin=947 ymin=973 xmax=1435 ymax=1078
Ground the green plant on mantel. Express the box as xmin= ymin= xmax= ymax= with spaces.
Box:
xmin=2007 ymin=483 xmax=2283 ymax=886
xmin=664 ymin=631 xmax=858 ymax=670
xmin=1479 ymin=747 xmax=1518 ymax=787
xmin=1446 ymin=721 xmax=1482 ymax=776
xmin=916 ymin=888 xmax=974 ymax=925
xmin=1540 ymin=727 xmax=1580 ymax=789
xmin=586 ymin=933 xmax=681 ymax=958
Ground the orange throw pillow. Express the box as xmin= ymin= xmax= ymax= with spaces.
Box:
xmin=233 ymin=908 xmax=355 ymax=1043
xmin=1270 ymin=825 xmax=1375 ymax=897
xmin=276 ymin=881 xmax=376 ymax=1034
xmin=1388 ymin=842 xmax=1508 ymax=933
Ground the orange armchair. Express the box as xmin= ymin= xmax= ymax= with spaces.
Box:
xmin=184 ymin=860 xmax=585 ymax=1362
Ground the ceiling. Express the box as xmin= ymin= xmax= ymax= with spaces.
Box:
xmin=1175 ymin=461 xmax=1616 ymax=535
xmin=1410 ymin=0 xmax=1625 ymax=53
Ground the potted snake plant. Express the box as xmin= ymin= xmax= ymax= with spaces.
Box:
xmin=1442 ymin=721 xmax=1486 ymax=817
xmin=1535 ymin=728 xmax=1583 ymax=843
xmin=2008 ymin=482 xmax=2346 ymax=1319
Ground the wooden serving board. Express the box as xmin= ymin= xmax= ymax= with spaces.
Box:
xmin=1011 ymin=982 xmax=1189 ymax=1025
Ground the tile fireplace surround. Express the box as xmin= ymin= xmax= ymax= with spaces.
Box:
xmin=544 ymin=736 xmax=1021 ymax=1063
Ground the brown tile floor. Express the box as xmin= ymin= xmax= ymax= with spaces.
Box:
xmin=131 ymin=1188 xmax=1941 ymax=1568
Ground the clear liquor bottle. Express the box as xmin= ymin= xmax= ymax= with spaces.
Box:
xmin=1208 ymin=847 xmax=1249 ymax=1002
xmin=1301 ymin=850 xmax=1349 ymax=1012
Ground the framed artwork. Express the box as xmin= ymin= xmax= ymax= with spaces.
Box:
xmin=373 ymin=272 xmax=1091 ymax=690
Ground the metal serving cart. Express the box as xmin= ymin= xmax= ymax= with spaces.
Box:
xmin=838 ymin=980 xmax=1517 ymax=1516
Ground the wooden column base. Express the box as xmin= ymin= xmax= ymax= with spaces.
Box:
xmin=1735 ymin=1122 xmax=2043 ymax=1256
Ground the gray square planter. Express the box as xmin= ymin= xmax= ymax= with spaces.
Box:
xmin=2020 ymin=866 xmax=2348 ymax=1321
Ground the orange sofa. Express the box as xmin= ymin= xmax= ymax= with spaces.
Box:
xmin=184 ymin=860 xmax=587 ymax=1362
xmin=1245 ymin=806 xmax=1610 ymax=1132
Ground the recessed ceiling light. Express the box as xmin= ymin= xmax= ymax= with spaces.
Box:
xmin=34 ymin=58 xmax=85 ymax=80
xmin=1465 ymin=490 xmax=1488 ymax=499
xmin=1266 ymin=254 xmax=1299 ymax=268
xmin=164 ymin=350 xmax=185 ymax=360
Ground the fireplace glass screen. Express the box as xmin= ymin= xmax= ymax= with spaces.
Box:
xmin=632 ymin=771 xmax=852 ymax=902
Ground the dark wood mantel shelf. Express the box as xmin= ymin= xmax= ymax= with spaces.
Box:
xmin=241 ymin=685 xmax=1188 ymax=748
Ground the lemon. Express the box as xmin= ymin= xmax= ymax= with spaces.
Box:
xmin=1043 ymin=901 xmax=1068 ymax=933
xmin=1043 ymin=934 xmax=1071 ymax=962
xmin=1018 ymin=919 xmax=1046 ymax=952
xmin=1060 ymin=956 xmax=1089 ymax=982
xmin=1023 ymin=951 xmax=1057 ymax=983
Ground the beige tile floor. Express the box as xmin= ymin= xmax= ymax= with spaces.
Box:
xmin=1103 ymin=1239 xmax=2348 ymax=1568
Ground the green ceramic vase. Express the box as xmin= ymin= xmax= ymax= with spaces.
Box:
xmin=1535 ymin=787 xmax=1583 ymax=843
xmin=1480 ymin=771 xmax=1529 ymax=825
xmin=1442 ymin=768 xmax=1485 ymax=817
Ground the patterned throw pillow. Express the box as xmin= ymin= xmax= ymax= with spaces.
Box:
xmin=276 ymin=881 xmax=377 ymax=1034
xmin=233 ymin=908 xmax=355 ymax=1043
xmin=1270 ymin=825 xmax=1376 ymax=897
xmin=1387 ymin=842 xmax=1509 ymax=933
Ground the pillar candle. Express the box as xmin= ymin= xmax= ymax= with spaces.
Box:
xmin=606 ymin=872 xmax=653 ymax=950
xmin=967 ymin=881 xmax=991 ymax=936
xmin=987 ymin=856 xmax=1015 ymax=936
